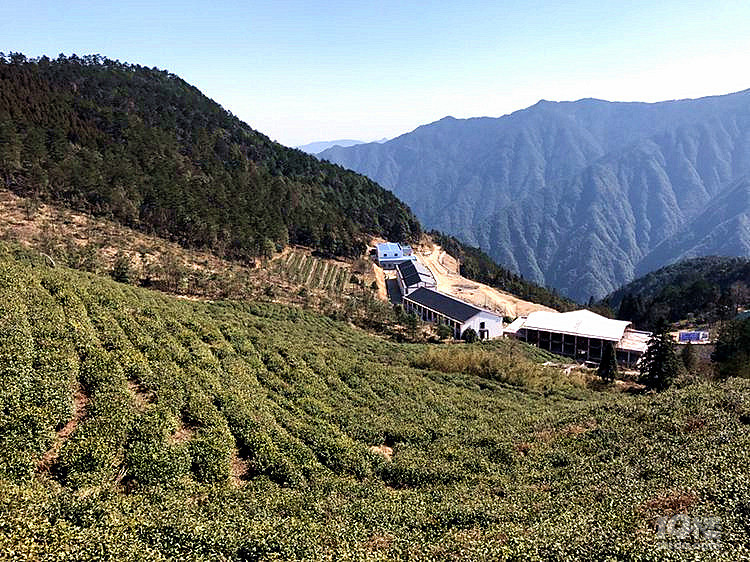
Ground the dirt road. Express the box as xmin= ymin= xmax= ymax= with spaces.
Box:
xmin=416 ymin=241 xmax=556 ymax=318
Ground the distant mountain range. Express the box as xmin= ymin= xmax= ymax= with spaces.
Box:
xmin=297 ymin=138 xmax=388 ymax=154
xmin=319 ymin=91 xmax=750 ymax=301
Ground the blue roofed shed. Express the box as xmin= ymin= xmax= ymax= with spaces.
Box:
xmin=376 ymin=242 xmax=415 ymax=269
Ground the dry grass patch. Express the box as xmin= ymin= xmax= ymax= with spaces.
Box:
xmin=368 ymin=444 xmax=393 ymax=460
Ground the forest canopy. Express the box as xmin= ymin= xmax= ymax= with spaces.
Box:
xmin=0 ymin=53 xmax=421 ymax=260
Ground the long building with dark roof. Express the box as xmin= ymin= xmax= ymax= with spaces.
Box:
xmin=402 ymin=287 xmax=503 ymax=340
xmin=396 ymin=260 xmax=436 ymax=295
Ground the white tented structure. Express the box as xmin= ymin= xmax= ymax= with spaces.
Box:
xmin=505 ymin=309 xmax=650 ymax=366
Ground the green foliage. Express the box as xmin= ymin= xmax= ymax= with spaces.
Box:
xmin=639 ymin=327 xmax=681 ymax=391
xmin=597 ymin=342 xmax=618 ymax=382
xmin=412 ymin=340 xmax=576 ymax=391
xmin=681 ymin=341 xmax=698 ymax=373
xmin=404 ymin=311 xmax=419 ymax=338
xmin=0 ymin=53 xmax=421 ymax=260
xmin=269 ymin=250 xmax=350 ymax=293
xmin=712 ymin=318 xmax=750 ymax=379
xmin=607 ymin=256 xmax=750 ymax=329
xmin=1 ymin=252 xmax=750 ymax=558
xmin=461 ymin=327 xmax=478 ymax=343
xmin=110 ymin=250 xmax=134 ymax=284
xmin=436 ymin=323 xmax=452 ymax=340
xmin=125 ymin=408 xmax=191 ymax=486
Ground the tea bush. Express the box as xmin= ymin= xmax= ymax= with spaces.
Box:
xmin=0 ymin=253 xmax=749 ymax=559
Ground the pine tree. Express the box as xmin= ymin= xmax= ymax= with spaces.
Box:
xmin=681 ymin=341 xmax=697 ymax=373
xmin=111 ymin=250 xmax=134 ymax=284
xmin=597 ymin=342 xmax=618 ymax=382
xmin=639 ymin=325 xmax=680 ymax=390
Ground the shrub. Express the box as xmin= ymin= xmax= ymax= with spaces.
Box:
xmin=436 ymin=323 xmax=453 ymax=340
xmin=639 ymin=326 xmax=681 ymax=390
xmin=189 ymin=426 xmax=233 ymax=483
xmin=712 ymin=318 xmax=750 ymax=378
xmin=111 ymin=251 xmax=134 ymax=284
xmin=125 ymin=409 xmax=191 ymax=486
xmin=461 ymin=328 xmax=478 ymax=343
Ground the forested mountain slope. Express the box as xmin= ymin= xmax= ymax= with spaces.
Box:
xmin=0 ymin=53 xmax=421 ymax=260
xmin=320 ymin=91 xmax=750 ymax=301
xmin=603 ymin=256 xmax=750 ymax=329
xmin=2 ymin=249 xmax=750 ymax=558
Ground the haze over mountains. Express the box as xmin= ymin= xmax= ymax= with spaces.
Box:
xmin=320 ymin=91 xmax=750 ymax=301
xmin=296 ymin=138 xmax=388 ymax=155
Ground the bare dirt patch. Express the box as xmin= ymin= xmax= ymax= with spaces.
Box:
xmin=414 ymin=239 xmax=555 ymax=317
xmin=230 ymin=452 xmax=250 ymax=486
xmin=534 ymin=419 xmax=597 ymax=444
xmin=640 ymin=490 xmax=698 ymax=516
xmin=368 ymin=444 xmax=394 ymax=460
xmin=0 ymin=189 xmax=361 ymax=311
xmin=366 ymin=533 xmax=394 ymax=553
xmin=37 ymin=383 xmax=89 ymax=472
xmin=127 ymin=380 xmax=154 ymax=412
xmin=170 ymin=424 xmax=195 ymax=444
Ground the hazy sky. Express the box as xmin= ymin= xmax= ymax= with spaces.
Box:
xmin=3 ymin=1 xmax=750 ymax=146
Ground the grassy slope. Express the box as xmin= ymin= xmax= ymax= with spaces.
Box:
xmin=1 ymin=251 xmax=749 ymax=560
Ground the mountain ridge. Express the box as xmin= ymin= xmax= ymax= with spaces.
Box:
xmin=320 ymin=89 xmax=750 ymax=300
xmin=296 ymin=138 xmax=387 ymax=154
xmin=0 ymin=53 xmax=421 ymax=261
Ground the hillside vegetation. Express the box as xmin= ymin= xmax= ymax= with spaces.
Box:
xmin=321 ymin=92 xmax=750 ymax=301
xmin=605 ymin=256 xmax=750 ymax=329
xmin=1 ymin=250 xmax=750 ymax=559
xmin=0 ymin=53 xmax=420 ymax=260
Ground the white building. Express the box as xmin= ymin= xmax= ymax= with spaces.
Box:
xmin=505 ymin=309 xmax=650 ymax=366
xmin=376 ymin=242 xmax=414 ymax=269
xmin=396 ymin=260 xmax=436 ymax=295
xmin=402 ymin=287 xmax=503 ymax=340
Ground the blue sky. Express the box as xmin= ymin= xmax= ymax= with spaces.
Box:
xmin=3 ymin=1 xmax=750 ymax=146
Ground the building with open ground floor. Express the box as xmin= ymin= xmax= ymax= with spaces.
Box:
xmin=504 ymin=309 xmax=650 ymax=367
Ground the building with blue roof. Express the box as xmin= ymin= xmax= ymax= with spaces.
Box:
xmin=376 ymin=242 xmax=414 ymax=269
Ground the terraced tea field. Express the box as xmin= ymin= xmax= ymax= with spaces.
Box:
xmin=1 ymin=248 xmax=749 ymax=560
xmin=270 ymin=249 xmax=351 ymax=292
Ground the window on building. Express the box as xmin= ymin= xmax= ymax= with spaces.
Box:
xmin=480 ymin=322 xmax=485 ymax=329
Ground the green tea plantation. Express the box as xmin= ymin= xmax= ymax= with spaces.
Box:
xmin=0 ymin=249 xmax=749 ymax=560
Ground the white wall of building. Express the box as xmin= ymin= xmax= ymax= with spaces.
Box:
xmin=462 ymin=311 xmax=503 ymax=339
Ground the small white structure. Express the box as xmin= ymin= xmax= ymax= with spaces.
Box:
xmin=507 ymin=309 xmax=650 ymax=366
xmin=376 ymin=242 xmax=414 ymax=269
xmin=396 ymin=260 xmax=436 ymax=295
xmin=402 ymin=287 xmax=503 ymax=340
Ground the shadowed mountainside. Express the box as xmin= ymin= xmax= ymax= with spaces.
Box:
xmin=320 ymin=91 xmax=750 ymax=300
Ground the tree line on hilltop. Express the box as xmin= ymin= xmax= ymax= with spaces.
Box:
xmin=0 ymin=53 xmax=421 ymax=261
xmin=605 ymin=256 xmax=750 ymax=330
